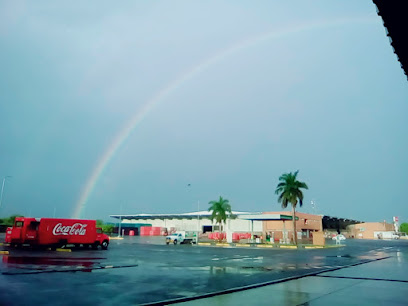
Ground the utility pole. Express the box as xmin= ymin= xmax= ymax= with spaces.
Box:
xmin=118 ymin=203 xmax=122 ymax=237
xmin=0 ymin=176 xmax=12 ymax=210
xmin=197 ymin=200 xmax=200 ymax=243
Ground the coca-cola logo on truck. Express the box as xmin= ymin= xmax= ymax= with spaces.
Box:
xmin=52 ymin=223 xmax=87 ymax=236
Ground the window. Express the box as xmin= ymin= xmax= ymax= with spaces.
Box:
xmin=15 ymin=221 xmax=24 ymax=227
xmin=29 ymin=221 xmax=39 ymax=230
xmin=96 ymin=228 xmax=103 ymax=234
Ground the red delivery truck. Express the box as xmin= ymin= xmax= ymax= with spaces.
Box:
xmin=5 ymin=217 xmax=110 ymax=250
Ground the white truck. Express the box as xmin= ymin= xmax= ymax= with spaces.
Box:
xmin=375 ymin=231 xmax=399 ymax=239
xmin=165 ymin=231 xmax=197 ymax=245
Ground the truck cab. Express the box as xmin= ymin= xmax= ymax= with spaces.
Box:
xmin=96 ymin=227 xmax=110 ymax=249
xmin=5 ymin=217 xmax=39 ymax=244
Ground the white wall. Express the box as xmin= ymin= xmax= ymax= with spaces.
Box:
xmin=121 ymin=218 xmax=263 ymax=232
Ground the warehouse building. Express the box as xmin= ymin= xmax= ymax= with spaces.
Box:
xmin=110 ymin=211 xmax=264 ymax=234
xmin=110 ymin=211 xmax=329 ymax=241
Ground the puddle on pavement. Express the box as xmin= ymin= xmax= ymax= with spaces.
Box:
xmin=159 ymin=264 xmax=310 ymax=275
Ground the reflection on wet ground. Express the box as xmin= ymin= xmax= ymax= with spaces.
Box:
xmin=2 ymin=255 xmax=100 ymax=272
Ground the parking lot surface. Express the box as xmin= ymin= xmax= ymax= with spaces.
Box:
xmin=0 ymin=235 xmax=406 ymax=305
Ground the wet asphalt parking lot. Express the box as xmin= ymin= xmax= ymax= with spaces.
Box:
xmin=0 ymin=235 xmax=407 ymax=305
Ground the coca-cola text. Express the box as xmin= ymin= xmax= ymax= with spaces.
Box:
xmin=52 ymin=223 xmax=87 ymax=236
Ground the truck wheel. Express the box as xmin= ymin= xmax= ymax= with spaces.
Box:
xmin=173 ymin=240 xmax=177 ymax=245
xmin=166 ymin=240 xmax=170 ymax=245
xmin=92 ymin=243 xmax=99 ymax=250
xmin=101 ymin=241 xmax=109 ymax=250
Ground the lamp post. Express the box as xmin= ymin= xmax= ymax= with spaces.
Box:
xmin=197 ymin=200 xmax=200 ymax=243
xmin=187 ymin=183 xmax=200 ymax=243
xmin=0 ymin=176 xmax=12 ymax=210
xmin=118 ymin=204 xmax=122 ymax=237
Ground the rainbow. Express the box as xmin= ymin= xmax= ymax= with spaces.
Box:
xmin=72 ymin=16 xmax=378 ymax=218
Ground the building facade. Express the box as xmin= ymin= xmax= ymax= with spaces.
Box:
xmin=262 ymin=211 xmax=323 ymax=242
xmin=114 ymin=211 xmax=264 ymax=234
xmin=348 ymin=222 xmax=395 ymax=239
xmin=111 ymin=211 xmax=324 ymax=239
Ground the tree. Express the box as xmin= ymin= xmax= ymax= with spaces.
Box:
xmin=96 ymin=219 xmax=104 ymax=226
xmin=400 ymin=223 xmax=408 ymax=234
xmin=102 ymin=224 xmax=114 ymax=235
xmin=275 ymin=170 xmax=308 ymax=245
xmin=208 ymin=196 xmax=232 ymax=233
xmin=1 ymin=215 xmax=23 ymax=226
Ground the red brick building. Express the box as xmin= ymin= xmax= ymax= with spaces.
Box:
xmin=262 ymin=211 xmax=323 ymax=242
xmin=348 ymin=222 xmax=395 ymax=239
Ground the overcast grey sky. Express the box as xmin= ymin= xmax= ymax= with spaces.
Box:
xmin=1 ymin=1 xmax=407 ymax=223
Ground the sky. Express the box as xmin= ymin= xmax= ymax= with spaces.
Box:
xmin=0 ymin=1 xmax=407 ymax=223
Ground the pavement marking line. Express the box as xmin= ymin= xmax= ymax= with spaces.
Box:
xmin=235 ymin=244 xmax=250 ymax=247
xmin=316 ymin=275 xmax=408 ymax=283
xmin=197 ymin=243 xmax=211 ymax=246
xmin=141 ymin=256 xmax=391 ymax=306
xmin=256 ymin=245 xmax=273 ymax=248
xmin=280 ymin=245 xmax=297 ymax=249
xmin=0 ymin=251 xmax=9 ymax=255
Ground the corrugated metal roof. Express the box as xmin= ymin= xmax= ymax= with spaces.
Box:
xmin=110 ymin=211 xmax=260 ymax=220
xmin=238 ymin=214 xmax=297 ymax=221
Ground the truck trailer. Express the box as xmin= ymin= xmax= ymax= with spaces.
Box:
xmin=5 ymin=217 xmax=110 ymax=250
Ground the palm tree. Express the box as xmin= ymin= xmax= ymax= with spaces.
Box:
xmin=208 ymin=196 xmax=232 ymax=233
xmin=275 ymin=171 xmax=308 ymax=245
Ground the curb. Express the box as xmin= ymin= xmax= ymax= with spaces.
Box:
xmin=196 ymin=242 xmax=339 ymax=249
xmin=55 ymin=248 xmax=72 ymax=252
xmin=256 ymin=244 xmax=273 ymax=248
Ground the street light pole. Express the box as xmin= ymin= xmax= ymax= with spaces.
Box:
xmin=187 ymin=183 xmax=200 ymax=243
xmin=118 ymin=204 xmax=122 ymax=237
xmin=0 ymin=176 xmax=12 ymax=210
xmin=197 ymin=200 xmax=200 ymax=243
